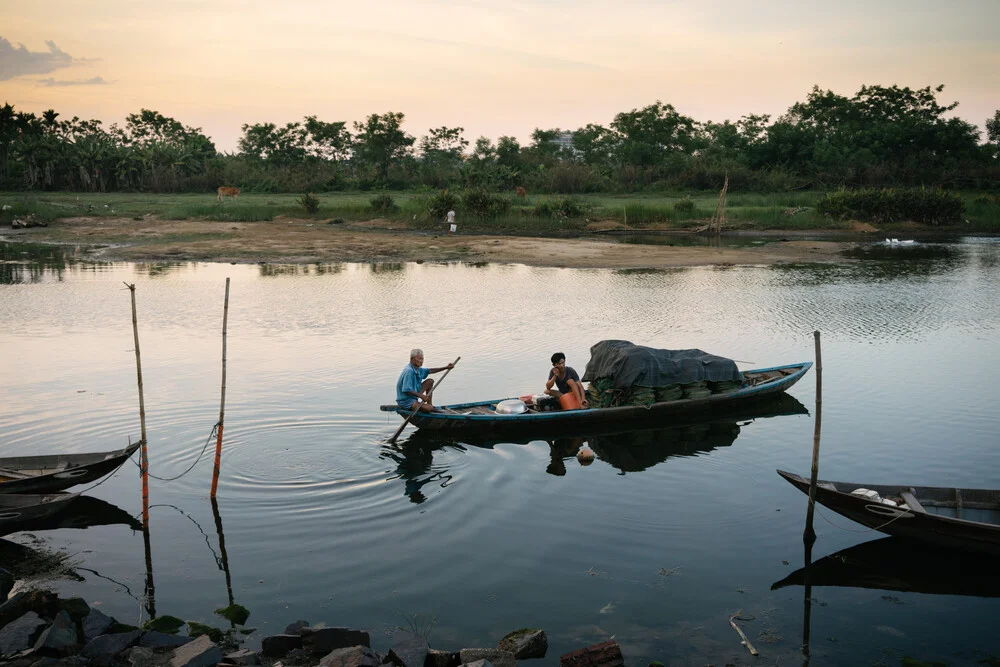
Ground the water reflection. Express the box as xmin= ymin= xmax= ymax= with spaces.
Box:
xmin=0 ymin=496 xmax=142 ymax=536
xmin=383 ymin=395 xmax=808 ymax=502
xmin=0 ymin=241 xmax=99 ymax=284
xmin=772 ymin=536 xmax=1000 ymax=598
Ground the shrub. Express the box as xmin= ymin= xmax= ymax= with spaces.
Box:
xmin=673 ymin=197 xmax=696 ymax=213
xmin=425 ymin=189 xmax=459 ymax=220
xmin=297 ymin=192 xmax=320 ymax=214
xmin=534 ymin=197 xmax=587 ymax=219
xmin=816 ymin=187 xmax=964 ymax=225
xmin=461 ymin=188 xmax=511 ymax=218
xmin=369 ymin=193 xmax=398 ymax=213
xmin=623 ymin=203 xmax=671 ymax=225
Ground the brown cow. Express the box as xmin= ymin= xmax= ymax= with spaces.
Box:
xmin=514 ymin=186 xmax=526 ymax=199
xmin=217 ymin=186 xmax=240 ymax=202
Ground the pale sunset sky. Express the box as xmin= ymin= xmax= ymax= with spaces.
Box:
xmin=2 ymin=0 xmax=998 ymax=151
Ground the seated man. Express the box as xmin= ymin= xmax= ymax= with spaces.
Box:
xmin=545 ymin=352 xmax=589 ymax=409
xmin=396 ymin=349 xmax=455 ymax=412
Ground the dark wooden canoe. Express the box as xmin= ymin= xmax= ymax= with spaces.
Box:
xmin=778 ymin=470 xmax=1000 ymax=555
xmin=0 ymin=443 xmax=140 ymax=494
xmin=771 ymin=536 xmax=1000 ymax=598
xmin=0 ymin=493 xmax=80 ymax=535
xmin=382 ymin=362 xmax=811 ymax=435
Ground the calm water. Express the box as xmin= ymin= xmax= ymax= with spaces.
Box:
xmin=1 ymin=239 xmax=999 ymax=665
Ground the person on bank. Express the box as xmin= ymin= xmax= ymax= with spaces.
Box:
xmin=545 ymin=352 xmax=589 ymax=409
xmin=396 ymin=349 xmax=455 ymax=412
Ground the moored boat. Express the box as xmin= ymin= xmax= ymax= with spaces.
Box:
xmin=382 ymin=361 xmax=811 ymax=435
xmin=0 ymin=443 xmax=140 ymax=494
xmin=777 ymin=470 xmax=1000 ymax=555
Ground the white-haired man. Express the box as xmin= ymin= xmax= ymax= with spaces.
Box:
xmin=396 ymin=349 xmax=455 ymax=412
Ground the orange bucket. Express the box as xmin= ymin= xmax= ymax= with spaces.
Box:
xmin=559 ymin=393 xmax=582 ymax=410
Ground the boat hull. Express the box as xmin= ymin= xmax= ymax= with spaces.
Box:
xmin=778 ymin=470 xmax=1000 ymax=555
xmin=388 ymin=362 xmax=811 ymax=436
xmin=0 ymin=443 xmax=140 ymax=494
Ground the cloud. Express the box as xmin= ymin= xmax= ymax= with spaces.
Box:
xmin=0 ymin=36 xmax=74 ymax=80
xmin=37 ymin=76 xmax=110 ymax=87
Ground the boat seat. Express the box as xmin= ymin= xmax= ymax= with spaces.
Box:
xmin=900 ymin=489 xmax=925 ymax=513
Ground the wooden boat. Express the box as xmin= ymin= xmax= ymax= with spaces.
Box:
xmin=777 ymin=470 xmax=1000 ymax=555
xmin=771 ymin=536 xmax=1000 ymax=598
xmin=0 ymin=493 xmax=80 ymax=535
xmin=382 ymin=362 xmax=811 ymax=435
xmin=0 ymin=443 xmax=140 ymax=494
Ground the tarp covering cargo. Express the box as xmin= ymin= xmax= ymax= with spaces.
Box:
xmin=581 ymin=340 xmax=743 ymax=390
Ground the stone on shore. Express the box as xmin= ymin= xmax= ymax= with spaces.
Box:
xmin=81 ymin=629 xmax=143 ymax=666
xmin=261 ymin=633 xmax=303 ymax=658
xmin=284 ymin=620 xmax=310 ymax=635
xmin=169 ymin=634 xmax=222 ymax=667
xmin=458 ymin=648 xmax=515 ymax=667
xmin=387 ymin=637 xmax=428 ymax=667
xmin=0 ymin=568 xmax=14 ymax=602
xmin=138 ymin=630 xmax=195 ymax=649
xmin=497 ymin=629 xmax=547 ymax=659
xmin=301 ymin=627 xmax=371 ymax=655
xmin=0 ymin=611 xmax=48 ymax=655
xmin=33 ymin=610 xmax=80 ymax=657
xmin=224 ymin=647 xmax=262 ymax=665
xmin=82 ymin=607 xmax=115 ymax=642
xmin=58 ymin=597 xmax=91 ymax=621
xmin=559 ymin=640 xmax=624 ymax=667
xmin=427 ymin=648 xmax=461 ymax=667
xmin=318 ymin=645 xmax=380 ymax=667
xmin=462 ymin=661 xmax=495 ymax=667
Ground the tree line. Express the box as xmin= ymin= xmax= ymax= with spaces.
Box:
xmin=2 ymin=84 xmax=998 ymax=195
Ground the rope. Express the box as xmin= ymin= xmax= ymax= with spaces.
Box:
xmin=129 ymin=422 xmax=219 ymax=482
xmin=813 ymin=502 xmax=912 ymax=534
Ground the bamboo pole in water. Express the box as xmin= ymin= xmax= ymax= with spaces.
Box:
xmin=211 ymin=278 xmax=231 ymax=498
xmin=126 ymin=283 xmax=149 ymax=527
xmin=804 ymin=330 xmax=823 ymax=545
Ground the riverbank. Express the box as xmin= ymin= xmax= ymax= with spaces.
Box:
xmin=2 ymin=215 xmax=862 ymax=268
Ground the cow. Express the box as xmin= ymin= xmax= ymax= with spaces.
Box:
xmin=514 ymin=186 xmax=526 ymax=199
xmin=217 ymin=186 xmax=241 ymax=202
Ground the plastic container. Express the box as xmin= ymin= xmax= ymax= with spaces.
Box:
xmin=519 ymin=394 xmax=534 ymax=404
xmin=559 ymin=393 xmax=582 ymax=410
xmin=496 ymin=399 xmax=527 ymax=415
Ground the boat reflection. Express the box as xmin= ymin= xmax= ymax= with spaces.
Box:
xmin=772 ymin=536 xmax=1000 ymax=598
xmin=0 ymin=495 xmax=142 ymax=537
xmin=383 ymin=394 xmax=808 ymax=502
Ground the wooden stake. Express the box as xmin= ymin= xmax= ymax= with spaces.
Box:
xmin=804 ymin=330 xmax=823 ymax=545
xmin=709 ymin=172 xmax=729 ymax=235
xmin=125 ymin=282 xmax=149 ymax=527
xmin=210 ymin=278 xmax=230 ymax=499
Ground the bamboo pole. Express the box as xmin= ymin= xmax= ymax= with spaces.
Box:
xmin=211 ymin=497 xmax=234 ymax=612
xmin=804 ymin=330 xmax=823 ymax=545
xmin=142 ymin=519 xmax=156 ymax=619
xmin=210 ymin=278 xmax=231 ymax=498
xmin=126 ymin=283 xmax=149 ymax=527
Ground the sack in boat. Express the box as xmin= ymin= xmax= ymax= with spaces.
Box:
xmin=654 ymin=384 xmax=684 ymax=402
xmin=625 ymin=385 xmax=656 ymax=406
xmin=682 ymin=382 xmax=712 ymax=400
xmin=708 ymin=379 xmax=742 ymax=394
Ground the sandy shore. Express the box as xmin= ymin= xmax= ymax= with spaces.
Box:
xmin=3 ymin=216 xmax=858 ymax=269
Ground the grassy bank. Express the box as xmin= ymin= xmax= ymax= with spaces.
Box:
xmin=2 ymin=190 xmax=999 ymax=234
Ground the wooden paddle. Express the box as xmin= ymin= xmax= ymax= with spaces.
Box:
xmin=387 ymin=356 xmax=461 ymax=444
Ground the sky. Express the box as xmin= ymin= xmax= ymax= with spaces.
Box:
xmin=2 ymin=0 xmax=998 ymax=152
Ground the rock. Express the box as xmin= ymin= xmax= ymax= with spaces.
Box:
xmin=58 ymin=598 xmax=90 ymax=621
xmin=283 ymin=647 xmax=311 ymax=665
xmin=33 ymin=611 xmax=79 ymax=657
xmin=319 ymin=645 xmax=380 ymax=667
xmin=427 ymin=648 xmax=461 ymax=667
xmin=462 ymin=661 xmax=494 ymax=667
xmin=1 ymin=591 xmax=59 ymax=629
xmin=387 ymin=637 xmax=428 ymax=667
xmin=458 ymin=649 xmax=514 ymax=667
xmin=0 ymin=611 xmax=48 ymax=656
xmin=138 ymin=631 xmax=193 ymax=649
xmin=260 ymin=634 xmax=302 ymax=658
xmin=284 ymin=620 xmax=310 ymax=636
xmin=498 ymin=629 xmax=547 ymax=660
xmin=169 ymin=634 xmax=221 ymax=667
xmin=0 ymin=568 xmax=13 ymax=602
xmin=126 ymin=645 xmax=169 ymax=667
xmin=81 ymin=630 xmax=143 ymax=666
xmin=82 ymin=608 xmax=115 ymax=642
xmin=30 ymin=656 xmax=90 ymax=666
xmin=559 ymin=641 xmax=623 ymax=667
xmin=224 ymin=648 xmax=261 ymax=665
xmin=301 ymin=627 xmax=371 ymax=655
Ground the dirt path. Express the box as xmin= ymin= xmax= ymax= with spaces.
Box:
xmin=3 ymin=216 xmax=856 ymax=269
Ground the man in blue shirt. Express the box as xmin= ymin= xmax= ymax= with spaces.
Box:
xmin=396 ymin=349 xmax=455 ymax=412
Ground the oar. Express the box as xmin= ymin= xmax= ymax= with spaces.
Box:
xmin=387 ymin=356 xmax=460 ymax=444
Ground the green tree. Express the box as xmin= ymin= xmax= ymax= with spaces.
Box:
xmin=610 ymin=101 xmax=701 ymax=167
xmin=303 ymin=116 xmax=351 ymax=161
xmin=351 ymin=112 xmax=415 ymax=181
